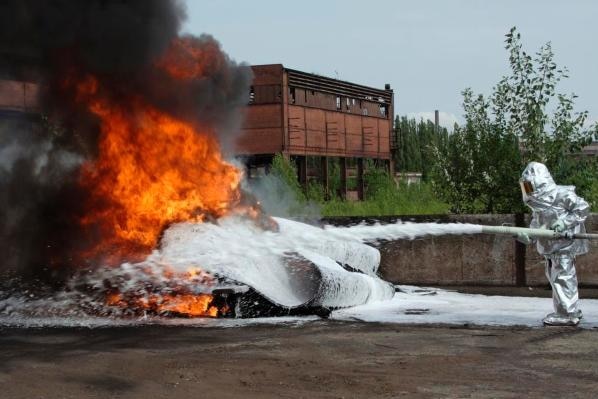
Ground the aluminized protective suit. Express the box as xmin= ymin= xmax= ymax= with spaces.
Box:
xmin=520 ymin=162 xmax=590 ymax=326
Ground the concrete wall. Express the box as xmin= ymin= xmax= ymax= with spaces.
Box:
xmin=323 ymin=214 xmax=598 ymax=287
xmin=376 ymin=214 xmax=519 ymax=286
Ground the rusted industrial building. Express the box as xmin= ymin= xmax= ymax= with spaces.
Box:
xmin=0 ymin=77 xmax=40 ymax=155
xmin=235 ymin=64 xmax=394 ymax=200
xmin=0 ymin=79 xmax=38 ymax=115
xmin=1 ymin=63 xmax=396 ymax=201
xmin=0 ymin=48 xmax=40 ymax=116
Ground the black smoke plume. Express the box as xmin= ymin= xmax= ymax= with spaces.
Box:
xmin=0 ymin=0 xmax=251 ymax=281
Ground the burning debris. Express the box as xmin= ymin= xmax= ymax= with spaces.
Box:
xmin=0 ymin=1 xmax=397 ymax=320
xmin=0 ymin=215 xmax=398 ymax=320
xmin=0 ymin=0 xmax=250 ymax=318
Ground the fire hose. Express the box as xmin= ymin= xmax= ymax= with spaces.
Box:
xmin=480 ymin=225 xmax=598 ymax=240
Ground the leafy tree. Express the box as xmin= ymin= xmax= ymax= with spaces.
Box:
xmin=431 ymin=27 xmax=597 ymax=213
xmin=552 ymin=157 xmax=598 ymax=210
xmin=498 ymin=27 xmax=594 ymax=164
xmin=431 ymin=90 xmax=523 ymax=213
xmin=394 ymin=115 xmax=449 ymax=178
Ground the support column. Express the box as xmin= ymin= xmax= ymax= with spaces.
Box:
xmin=321 ymin=156 xmax=329 ymax=199
xmin=357 ymin=158 xmax=365 ymax=201
xmin=297 ymin=156 xmax=307 ymax=188
xmin=388 ymin=158 xmax=394 ymax=176
xmin=339 ymin=157 xmax=348 ymax=200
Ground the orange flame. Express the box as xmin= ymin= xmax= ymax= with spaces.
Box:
xmin=158 ymin=37 xmax=225 ymax=80
xmin=103 ymin=265 xmax=225 ymax=318
xmin=156 ymin=294 xmax=221 ymax=317
xmin=106 ymin=291 xmax=222 ymax=317
xmin=105 ymin=292 xmax=222 ymax=317
xmin=66 ymin=37 xmax=247 ymax=316
xmin=74 ymin=78 xmax=241 ymax=264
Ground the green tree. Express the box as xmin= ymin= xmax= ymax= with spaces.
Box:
xmin=394 ymin=115 xmax=449 ymax=177
xmin=431 ymin=27 xmax=597 ymax=213
xmin=431 ymin=90 xmax=523 ymax=213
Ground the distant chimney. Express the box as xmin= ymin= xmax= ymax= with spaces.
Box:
xmin=434 ymin=110 xmax=439 ymax=132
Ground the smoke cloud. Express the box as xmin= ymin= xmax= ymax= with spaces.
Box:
xmin=0 ymin=0 xmax=251 ymax=279
xmin=243 ymin=174 xmax=321 ymax=221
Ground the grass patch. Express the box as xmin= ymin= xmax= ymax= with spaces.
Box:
xmin=320 ymin=182 xmax=449 ymax=216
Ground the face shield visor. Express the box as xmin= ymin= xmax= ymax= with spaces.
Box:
xmin=520 ymin=180 xmax=534 ymax=202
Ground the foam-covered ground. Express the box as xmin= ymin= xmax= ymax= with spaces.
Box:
xmin=332 ymin=286 xmax=598 ymax=328
xmin=3 ymin=286 xmax=598 ymax=328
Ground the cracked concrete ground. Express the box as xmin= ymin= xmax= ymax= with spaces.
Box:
xmin=2 ymin=322 xmax=598 ymax=398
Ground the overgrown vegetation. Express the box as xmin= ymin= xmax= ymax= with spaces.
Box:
xmin=269 ymin=152 xmax=305 ymax=202
xmin=321 ymin=181 xmax=448 ymax=216
xmin=430 ymin=27 xmax=598 ymax=213
xmin=267 ymin=154 xmax=449 ymax=217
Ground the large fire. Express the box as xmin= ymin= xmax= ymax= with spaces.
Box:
xmin=66 ymin=38 xmax=245 ymax=317
xmin=77 ymin=79 xmax=241 ymax=263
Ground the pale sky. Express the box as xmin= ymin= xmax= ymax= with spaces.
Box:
xmin=183 ymin=0 xmax=597 ymax=129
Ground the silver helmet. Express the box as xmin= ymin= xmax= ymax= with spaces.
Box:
xmin=519 ymin=162 xmax=557 ymax=204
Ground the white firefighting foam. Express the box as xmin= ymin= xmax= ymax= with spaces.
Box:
xmin=323 ymin=220 xmax=483 ymax=242
xmin=0 ymin=217 xmax=483 ymax=325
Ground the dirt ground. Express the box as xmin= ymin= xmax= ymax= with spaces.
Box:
xmin=2 ymin=321 xmax=598 ymax=399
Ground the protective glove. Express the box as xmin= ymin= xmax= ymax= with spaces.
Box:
xmin=516 ymin=233 xmax=531 ymax=245
xmin=551 ymin=219 xmax=566 ymax=233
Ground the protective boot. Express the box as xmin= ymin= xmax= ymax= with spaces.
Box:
xmin=544 ymin=255 xmax=582 ymax=324
xmin=542 ymin=312 xmax=580 ymax=326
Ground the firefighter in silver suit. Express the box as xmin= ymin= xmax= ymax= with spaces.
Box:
xmin=518 ymin=162 xmax=590 ymax=326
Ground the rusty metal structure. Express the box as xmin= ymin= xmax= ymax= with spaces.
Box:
xmin=1 ymin=63 xmax=396 ymax=200
xmin=0 ymin=46 xmax=40 ymax=117
xmin=236 ymin=64 xmax=394 ymax=200
xmin=0 ymin=77 xmax=40 ymax=153
xmin=0 ymin=79 xmax=38 ymax=115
